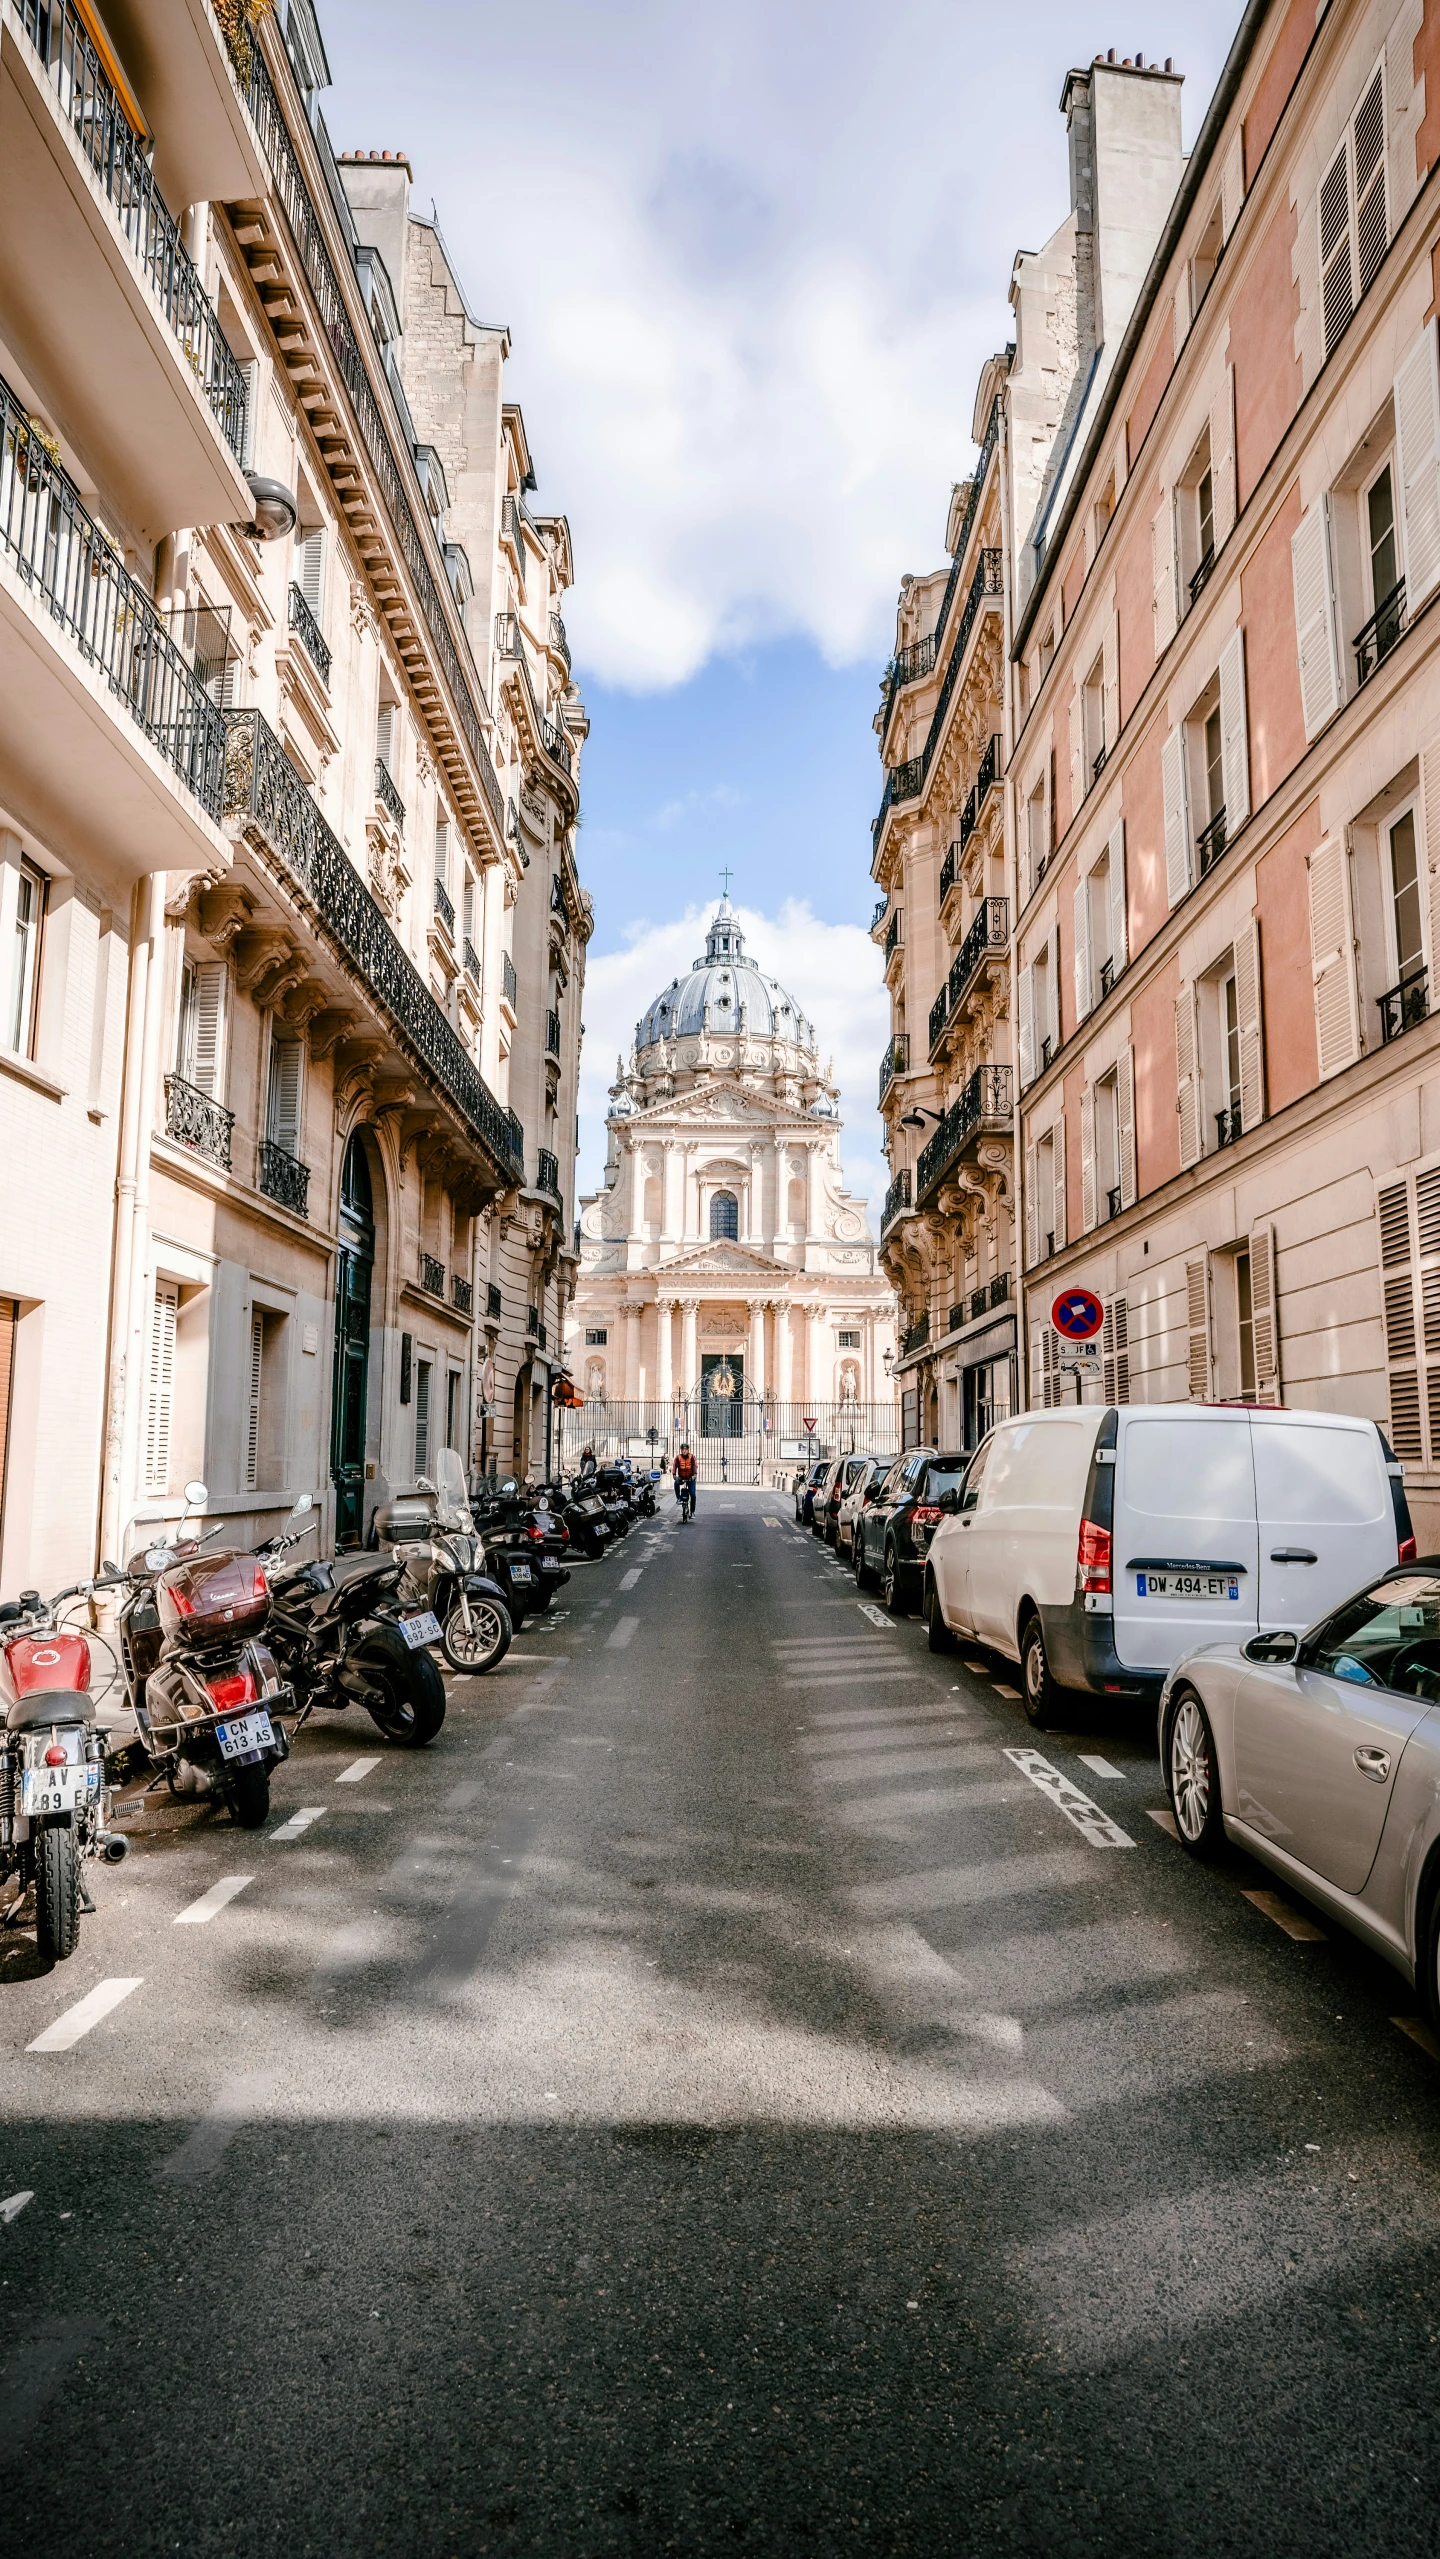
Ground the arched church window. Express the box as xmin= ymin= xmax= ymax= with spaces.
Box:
xmin=709 ymin=1190 xmax=739 ymax=1241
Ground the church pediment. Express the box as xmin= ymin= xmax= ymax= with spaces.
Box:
xmin=662 ymin=1239 xmax=790 ymax=1277
xmin=622 ymin=1078 xmax=835 ymax=1134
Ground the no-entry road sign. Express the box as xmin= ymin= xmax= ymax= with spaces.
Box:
xmin=1051 ymin=1287 xmax=1104 ymax=1343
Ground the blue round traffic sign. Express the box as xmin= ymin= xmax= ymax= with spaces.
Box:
xmin=1051 ymin=1287 xmax=1103 ymax=1342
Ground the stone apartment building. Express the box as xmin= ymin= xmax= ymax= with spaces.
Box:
xmin=0 ymin=0 xmax=587 ymax=1596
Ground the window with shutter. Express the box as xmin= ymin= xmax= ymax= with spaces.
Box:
xmin=1218 ymin=627 xmax=1250 ymax=832
xmin=1307 ymin=837 xmax=1360 ymax=1078
xmin=245 ymin=1310 xmax=263 ymax=1492
xmin=415 ymin=1359 xmax=432 ymax=1476
xmin=1234 ymin=921 xmax=1265 ymax=1135
xmin=145 ymin=1281 xmax=178 ymax=1495
xmin=1051 ymin=1115 xmax=1067 ymax=1252
xmin=1162 ymin=727 xmax=1191 ymax=907
xmin=1395 ymin=326 xmax=1440 ymax=613
xmin=1108 ymin=821 xmax=1128 ymax=976
xmin=296 ymin=530 xmax=324 ymax=615
xmin=1320 ymin=66 xmax=1389 ymax=364
xmin=1290 ymin=499 xmax=1342 ymax=739
xmin=1175 ymin=987 xmax=1201 ymax=1168
xmin=1072 ymin=877 xmax=1093 ymax=1021
xmin=1373 ymin=1169 xmax=1440 ymax=1464
xmin=178 ymin=960 xmax=227 ymax=1098
xmin=1103 ymin=1295 xmax=1130 ymax=1403
xmin=1210 ymin=371 xmax=1237 ymax=551
xmin=1352 ymin=65 xmax=1387 ymax=296
xmin=1319 ymin=134 xmax=1355 ymax=357
xmin=1116 ymin=1047 xmax=1137 ymax=1208
xmin=1023 ymin=1143 xmax=1038 ymax=1268
xmin=1153 ymin=499 xmax=1177 ymax=653
xmin=1018 ymin=963 xmax=1035 ymax=1086
xmin=1080 ymin=1086 xmax=1096 ymax=1234
xmin=266 ymin=1036 xmax=304 ymax=1157
xmin=1250 ymin=1223 xmax=1280 ymax=1403
xmin=1186 ymin=1257 xmax=1211 ymax=1400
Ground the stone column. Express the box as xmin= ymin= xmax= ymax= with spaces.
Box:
xmin=657 ymin=1298 xmax=674 ymax=1405
xmin=628 ymin=1141 xmax=646 ymax=1244
xmin=748 ymin=1298 xmax=766 ymax=1401
xmin=623 ymin=1299 xmax=642 ymax=1403
xmin=775 ymin=1303 xmax=793 ymax=1405
xmin=680 ymin=1297 xmax=699 ymax=1394
xmin=661 ymin=1145 xmax=681 ymax=1245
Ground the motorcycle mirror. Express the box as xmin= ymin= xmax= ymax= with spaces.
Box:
xmin=183 ymin=1480 xmax=209 ymax=1507
xmin=291 ymin=1493 xmax=314 ymax=1517
xmin=101 ymin=1560 xmax=119 ymax=1575
xmin=415 ymin=1475 xmax=436 ymax=1496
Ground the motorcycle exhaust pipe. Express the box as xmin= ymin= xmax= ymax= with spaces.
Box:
xmin=98 ymin=1830 xmax=130 ymax=1863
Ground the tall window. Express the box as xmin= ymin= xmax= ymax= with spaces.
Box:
xmin=294 ymin=527 xmax=325 ymax=618
xmin=266 ymin=1035 xmax=304 ymax=1159
xmin=709 ymin=1191 xmax=739 ymax=1241
xmin=176 ymin=959 xmax=226 ymax=1097
xmin=145 ymin=1281 xmax=179 ymax=1496
xmin=1221 ymin=963 xmax=1242 ymax=1130
xmin=9 ymin=861 xmax=44 ymax=1057
xmin=445 ymin=1368 xmax=462 ymax=1455
xmin=1388 ymin=808 xmax=1425 ymax=992
xmin=245 ymin=1310 xmax=264 ymax=1492
xmin=415 ymin=1359 xmax=432 ymax=1476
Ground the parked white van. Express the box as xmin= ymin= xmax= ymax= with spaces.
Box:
xmin=924 ymin=1404 xmax=1414 ymax=1726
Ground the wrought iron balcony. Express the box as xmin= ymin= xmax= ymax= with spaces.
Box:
xmin=958 ymin=735 xmax=1003 ymax=856
xmin=885 ymin=909 xmax=903 ymax=960
xmin=526 ymin=1303 xmax=540 ymax=1337
xmin=968 ymin=1272 xmax=1010 ymax=1322
xmin=452 ymin=1274 xmax=473 ymax=1316
xmin=17 ymin=0 xmax=248 ymax=456
xmin=879 ymin=630 xmax=939 ymax=738
xmin=539 ymin=713 xmax=573 ymax=777
xmin=2 ymin=371 xmax=225 ymax=816
xmin=551 ymin=872 xmax=568 ymax=915
xmin=375 ymin=757 xmax=405 ymax=831
xmin=1355 ymin=578 xmax=1407 ymax=686
xmin=948 ymin=1304 xmax=966 ymax=1335
xmin=871 ymin=897 xmax=888 ymax=933
xmin=222 ymin=711 xmax=524 ymax=1183
xmin=419 ymin=1252 xmax=445 ymax=1297
xmin=915 ymin=1063 xmax=1013 ymax=1201
xmin=901 ymin=1313 xmax=930 ymax=1356
xmin=259 ymin=1141 xmax=310 ymax=1216
xmin=938 ymin=843 xmax=959 ymax=908
xmin=881 ymin=1168 xmax=912 ymax=1231
xmin=1214 ymin=1105 xmax=1243 ymax=1150
xmin=928 ymin=985 xmax=949 ymax=1052
xmin=503 ymin=495 xmax=527 ymax=593
xmin=545 ymin=1010 xmax=561 ymax=1058
xmin=948 ymin=896 xmax=1009 ymax=1014
xmin=495 ymin=610 xmax=521 ymax=656
xmin=549 ymin=612 xmax=571 ymax=671
xmin=536 ymin=1147 xmax=561 ymax=1197
xmin=486 ymin=1282 xmax=503 ymax=1321
xmin=1091 ymin=741 xmax=1107 ymax=784
xmin=287 ymin=583 xmax=331 ymax=683
xmin=433 ymin=875 xmax=455 ymax=935
xmin=165 ymin=1073 xmax=233 ymax=1169
xmin=537 ymin=1321 xmax=548 ymax=1351
xmin=1040 ymin=1034 xmax=1054 ymax=1071
xmin=1099 ymin=953 xmax=1117 ymax=999
xmin=1188 ymin=546 xmax=1215 ymax=607
xmin=1379 ymin=967 xmax=1429 ymax=1044
xmin=464 ymin=936 xmax=480 ymax=981
xmin=878 ymin=1034 xmax=909 ymax=1102
xmin=503 ymin=952 xmax=518 ymax=1011
xmin=1106 ymin=1182 xmax=1123 ymax=1219
xmin=1197 ymin=806 xmax=1227 ymax=876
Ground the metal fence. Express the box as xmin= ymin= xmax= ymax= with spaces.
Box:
xmin=555 ymin=1397 xmax=901 ymax=1486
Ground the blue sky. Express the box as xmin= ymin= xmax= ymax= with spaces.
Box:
xmin=325 ymin=1 xmax=1241 ymax=1211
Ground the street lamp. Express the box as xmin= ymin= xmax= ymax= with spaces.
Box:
xmin=900 ymin=1106 xmax=943 ymax=1131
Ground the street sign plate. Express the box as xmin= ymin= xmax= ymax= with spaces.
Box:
xmin=1051 ymin=1287 xmax=1104 ymax=1342
xmin=1055 ymin=1342 xmax=1101 ymax=1377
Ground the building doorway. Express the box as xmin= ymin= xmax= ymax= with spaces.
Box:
xmin=699 ymin=1351 xmax=744 ymax=1436
xmin=331 ymin=1133 xmax=374 ymax=1547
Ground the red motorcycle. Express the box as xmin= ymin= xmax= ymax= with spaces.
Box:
xmin=0 ymin=1582 xmax=127 ymax=1962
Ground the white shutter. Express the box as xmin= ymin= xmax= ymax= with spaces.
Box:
xmin=1051 ymin=1113 xmax=1067 ymax=1252
xmin=1319 ymin=133 xmax=1355 ymax=357
xmin=1069 ymin=687 xmax=1084 ymax=812
xmin=1395 ymin=326 xmax=1440 ymax=612
xmin=266 ymin=1035 xmax=304 ymax=1156
xmin=145 ymin=1281 xmax=178 ymax=1495
xmin=1218 ymin=626 xmax=1250 ymax=831
xmin=1103 ymin=614 xmax=1119 ymax=762
xmin=1211 ymin=368 xmax=1237 ymax=550
xmin=1073 ymin=876 xmax=1093 ymax=1021
xmin=1221 ymin=130 xmax=1245 ymax=241
xmin=187 ymin=963 xmax=226 ymax=1099
xmin=1162 ymin=726 xmax=1191 ymax=907
xmin=1250 ymin=1223 xmax=1280 ymax=1403
xmin=1291 ymin=499 xmax=1342 ymax=740
xmin=1308 ymin=836 xmax=1360 ymax=1078
xmin=1103 ymin=1294 xmax=1130 ymax=1404
xmin=376 ymin=704 xmax=395 ymax=768
xmin=245 ymin=1309 xmax=263 ymax=1491
xmin=1186 ymin=1256 xmax=1212 ymax=1400
xmin=1024 ymin=1143 xmax=1038 ymax=1267
xmin=1352 ymin=62 xmax=1388 ymax=298
xmin=1176 ymin=986 xmax=1202 ymax=1168
xmin=1422 ymin=738 xmax=1440 ymax=984
xmin=1050 ymin=926 xmax=1063 ymax=1054
xmin=237 ymin=359 xmax=258 ymax=469
xmin=1116 ymin=1045 xmax=1137 ymax=1208
xmin=1234 ymin=920 xmax=1265 ymax=1137
xmin=1153 ymin=498 xmax=1177 ymax=653
xmin=297 ymin=530 xmax=324 ymax=614
xmin=1108 ymin=820 xmax=1128 ymax=973
xmin=1018 ymin=962 xmax=1035 ymax=1086
xmin=1080 ymin=1085 xmax=1097 ymax=1234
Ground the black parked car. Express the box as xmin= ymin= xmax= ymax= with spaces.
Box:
xmin=794 ymin=1459 xmax=829 ymax=1525
xmin=854 ymin=1448 xmax=967 ymax=1613
xmin=820 ymin=1452 xmax=877 ymax=1548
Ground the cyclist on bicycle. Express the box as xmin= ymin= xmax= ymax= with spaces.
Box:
xmin=673 ymin=1443 xmax=697 ymax=1523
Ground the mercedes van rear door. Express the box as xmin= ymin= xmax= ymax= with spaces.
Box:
xmin=1112 ymin=1413 xmax=1259 ymax=1670
xmin=1250 ymin=1414 xmax=1398 ymax=1631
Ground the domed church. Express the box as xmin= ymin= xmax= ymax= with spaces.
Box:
xmin=566 ymin=899 xmax=897 ymax=1467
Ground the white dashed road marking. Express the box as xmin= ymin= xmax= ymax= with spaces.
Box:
xmin=270 ymin=1807 xmax=326 ymax=1842
xmin=0 ymin=2192 xmax=34 ymax=2223
xmin=763 ymin=1517 xmax=780 ymax=1527
xmin=606 ymin=1616 xmax=640 ymax=1649
xmin=619 ymin=1568 xmax=643 ymax=1590
xmin=992 ymin=1684 xmax=1023 ymax=1700
xmin=1003 ymin=1748 xmax=1136 ymax=1848
xmin=28 ymin=1977 xmax=143 ymax=2052
xmin=175 ymin=1874 xmax=253 ymax=1924
xmin=1147 ymin=1807 xmax=1179 ymax=1837
xmin=856 ymin=1604 xmax=892 ymax=1629
xmin=335 ymin=1756 xmax=382 ymax=1785
xmin=783 ymin=1668 xmax=926 ymax=1691
xmin=1077 ymin=1754 xmax=1126 ymax=1781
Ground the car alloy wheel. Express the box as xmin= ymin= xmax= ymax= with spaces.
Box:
xmin=1167 ymin=1690 xmax=1224 ymax=1856
xmin=882 ymin=1544 xmax=906 ymax=1614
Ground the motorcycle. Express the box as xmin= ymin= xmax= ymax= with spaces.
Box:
xmin=0 ymin=1578 xmax=128 ymax=1961
xmin=547 ymin=1482 xmax=612 ymax=1560
xmin=373 ymin=1451 xmax=512 ymax=1676
xmin=473 ymin=1478 xmax=571 ymax=1622
xmin=113 ymin=1480 xmax=293 ymax=1830
xmin=262 ymin=1500 xmax=448 ymax=1745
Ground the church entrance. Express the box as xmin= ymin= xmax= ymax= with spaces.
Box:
xmin=699 ymin=1351 xmax=743 ymax=1435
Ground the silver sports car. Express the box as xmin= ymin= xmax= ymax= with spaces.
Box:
xmin=1159 ymin=1561 xmax=1440 ymax=2021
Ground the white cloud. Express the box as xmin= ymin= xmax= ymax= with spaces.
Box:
xmin=577 ymin=899 xmax=891 ymax=1216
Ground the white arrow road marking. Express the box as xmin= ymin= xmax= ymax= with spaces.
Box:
xmin=0 ymin=2192 xmax=33 ymax=2223
xmin=270 ymin=1807 xmax=326 ymax=1842
xmin=1003 ymin=1749 xmax=1136 ymax=1848
xmin=175 ymin=1874 xmax=253 ymax=1924
xmin=27 ymin=1977 xmax=143 ymax=2052
xmin=335 ymin=1756 xmax=382 ymax=1785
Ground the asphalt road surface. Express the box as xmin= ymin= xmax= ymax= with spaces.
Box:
xmin=4 ymin=1486 xmax=1440 ymax=2557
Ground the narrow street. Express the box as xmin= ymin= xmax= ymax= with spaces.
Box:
xmin=5 ymin=1492 xmax=1440 ymax=2557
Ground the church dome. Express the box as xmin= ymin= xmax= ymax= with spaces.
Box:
xmin=635 ymin=899 xmax=816 ymax=1054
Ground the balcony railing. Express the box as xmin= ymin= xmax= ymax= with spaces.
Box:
xmin=17 ymin=0 xmax=248 ymax=457
xmin=419 ymin=1252 xmax=445 ymax=1297
xmin=902 ymin=1313 xmax=930 ymax=1356
xmin=2 ymin=372 xmax=227 ymax=816
xmin=223 ymin=711 xmax=524 ymax=1183
xmin=916 ymin=1064 xmax=1013 ymax=1200
xmin=928 ymin=985 xmax=949 ymax=1052
xmin=1099 ymin=953 xmax=1117 ymax=999
xmin=486 ymin=1282 xmax=503 ymax=1321
xmin=878 ymin=629 xmax=940 ymax=738
xmin=873 ymin=559 xmax=1003 ymax=846
xmin=881 ymin=1168 xmax=912 ymax=1231
xmin=884 ymin=909 xmax=903 ymax=960
xmin=1196 ymin=807 xmax=1227 ymax=876
xmin=165 ymin=1073 xmax=233 ymax=1170
xmin=259 ymin=1140 xmax=310 ymax=1215
xmin=464 ymin=936 xmax=480 ymax=981
xmin=1379 ymin=967 xmax=1429 ymax=1045
xmin=938 ymin=843 xmax=959 ymax=907
xmin=551 ymin=872 xmax=568 ymax=915
xmin=503 ymin=495 xmax=527 ymax=595
xmin=549 ymin=612 xmax=571 ymax=671
xmin=452 ymin=1274 xmax=473 ymax=1316
xmin=870 ymin=897 xmax=888 ymax=933
xmin=536 ymin=1147 xmax=561 ymax=1197
xmin=526 ymin=1304 xmax=540 ymax=1337
xmin=221 ymin=31 xmax=504 ymax=836
xmin=1091 ymin=741 xmax=1107 ymax=783
xmin=1214 ymin=1105 xmax=1242 ymax=1150
xmin=495 ymin=609 xmax=521 ymax=656
xmin=1106 ymin=1183 xmax=1123 ymax=1219
xmin=878 ymin=1034 xmax=909 ymax=1103
xmin=539 ymin=714 xmax=573 ymax=778
xmin=433 ymin=875 xmax=455 ymax=934
xmin=503 ymin=951 xmax=518 ymax=1010
xmin=545 ymin=1010 xmax=561 ymax=1058
xmin=964 ymin=1272 xmax=1010 ymax=1325
xmin=1355 ymin=578 xmax=1407 ymax=687
xmin=1188 ymin=546 xmax=1215 ymax=607
xmin=375 ymin=757 xmax=405 ymax=831
xmin=948 ymin=896 xmax=1009 ymax=1015
xmin=287 ymin=583 xmax=331 ymax=683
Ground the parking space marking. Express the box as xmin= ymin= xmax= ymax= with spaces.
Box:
xmin=763 ymin=1517 xmax=781 ymax=1527
xmin=0 ymin=2192 xmax=34 ymax=2224
xmin=27 ymin=1977 xmax=143 ymax=2052
xmin=992 ymin=1684 xmax=1023 ymax=1700
xmin=1392 ymin=2015 xmax=1440 ymax=2061
xmin=963 ymin=1660 xmax=988 ymax=1674
xmin=270 ymin=1807 xmax=326 ymax=1842
xmin=175 ymin=1874 xmax=254 ymax=1924
xmin=606 ymin=1616 xmax=640 ymax=1649
xmin=1078 ymin=1754 xmax=1126 ymax=1781
xmin=335 ymin=1756 xmax=381 ymax=1785
xmin=1003 ymin=1748 xmax=1136 ymax=1849
xmin=857 ymin=1603 xmax=892 ymax=1629
xmin=783 ymin=1669 xmax=926 ymax=1691
xmin=1147 ymin=1807 xmax=1180 ymax=1837
xmin=619 ymin=1568 xmax=644 ymax=1590
xmin=1242 ymin=1888 xmax=1326 ymax=1941
xmin=157 ymin=2071 xmax=278 ymax=2184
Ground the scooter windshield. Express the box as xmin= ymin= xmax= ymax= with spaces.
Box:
xmin=433 ymin=1447 xmax=472 ymax=1531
